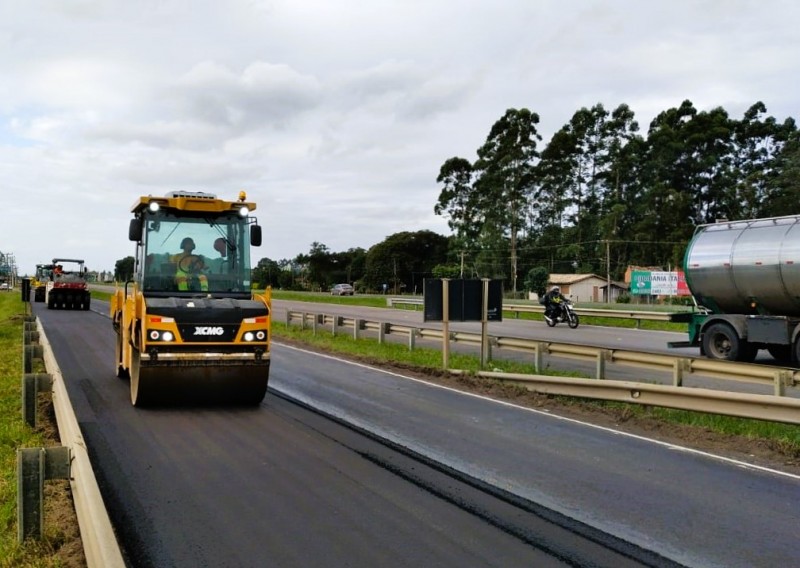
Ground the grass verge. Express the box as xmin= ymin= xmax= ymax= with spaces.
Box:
xmin=0 ymin=293 xmax=85 ymax=567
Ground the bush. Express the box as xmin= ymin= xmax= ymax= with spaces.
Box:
xmin=616 ymin=293 xmax=631 ymax=304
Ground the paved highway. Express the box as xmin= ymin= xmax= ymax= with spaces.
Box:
xmin=272 ymin=299 xmax=800 ymax=398
xmin=34 ymin=299 xmax=800 ymax=567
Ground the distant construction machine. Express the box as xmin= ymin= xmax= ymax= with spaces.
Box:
xmin=32 ymin=263 xmax=53 ymax=302
xmin=111 ymin=190 xmax=271 ymax=406
xmin=45 ymin=258 xmax=91 ymax=310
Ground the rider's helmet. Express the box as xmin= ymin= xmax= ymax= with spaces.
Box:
xmin=551 ymin=286 xmax=560 ymax=293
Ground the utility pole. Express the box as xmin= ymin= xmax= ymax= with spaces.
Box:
xmin=392 ymin=257 xmax=397 ymax=294
xmin=459 ymin=251 xmax=465 ymax=278
xmin=605 ymin=240 xmax=611 ymax=303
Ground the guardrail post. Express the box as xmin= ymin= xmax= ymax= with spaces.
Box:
xmin=23 ymin=345 xmax=44 ymax=374
xmin=534 ymin=342 xmax=545 ymax=372
xmin=378 ymin=323 xmax=387 ymax=344
xmin=17 ymin=446 xmax=71 ymax=542
xmin=773 ymin=370 xmax=792 ymax=397
xmin=22 ymin=374 xmax=53 ymax=428
xmin=354 ymin=319 xmax=361 ymax=340
xmin=673 ymin=358 xmax=689 ymax=387
xmin=596 ymin=350 xmax=611 ymax=380
xmin=408 ymin=328 xmax=416 ymax=351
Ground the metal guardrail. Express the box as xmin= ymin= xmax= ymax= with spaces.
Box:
xmin=286 ymin=309 xmax=800 ymax=425
xmin=386 ymin=297 xmax=684 ymax=326
xmin=458 ymin=370 xmax=800 ymax=425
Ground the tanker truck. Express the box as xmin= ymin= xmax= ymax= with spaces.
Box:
xmin=111 ymin=190 xmax=271 ymax=406
xmin=669 ymin=214 xmax=800 ymax=365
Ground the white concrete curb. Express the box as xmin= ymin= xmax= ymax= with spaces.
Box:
xmin=36 ymin=318 xmax=126 ymax=568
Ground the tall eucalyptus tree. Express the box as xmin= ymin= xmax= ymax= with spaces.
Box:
xmin=435 ymin=156 xmax=477 ymax=263
xmin=472 ymin=108 xmax=542 ymax=292
xmin=731 ymin=102 xmax=799 ymax=218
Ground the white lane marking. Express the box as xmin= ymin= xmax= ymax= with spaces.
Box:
xmin=276 ymin=341 xmax=800 ymax=482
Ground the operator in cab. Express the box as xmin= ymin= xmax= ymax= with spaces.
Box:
xmin=172 ymin=237 xmax=209 ymax=292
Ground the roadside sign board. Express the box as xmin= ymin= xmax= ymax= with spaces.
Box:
xmin=630 ymin=271 xmax=690 ymax=296
xmin=423 ymin=279 xmax=503 ymax=322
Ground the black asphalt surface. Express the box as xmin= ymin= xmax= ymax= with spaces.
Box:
xmin=35 ymin=299 xmax=800 ymax=567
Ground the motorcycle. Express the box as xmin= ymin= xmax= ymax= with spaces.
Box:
xmin=544 ymin=298 xmax=580 ymax=329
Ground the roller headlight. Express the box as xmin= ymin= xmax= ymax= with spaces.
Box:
xmin=244 ymin=332 xmax=255 ymax=342
xmin=239 ymin=205 xmax=249 ymax=217
xmin=148 ymin=329 xmax=174 ymax=342
xmin=148 ymin=201 xmax=160 ymax=212
xmin=256 ymin=331 xmax=266 ymax=340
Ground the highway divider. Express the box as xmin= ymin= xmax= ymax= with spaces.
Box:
xmin=386 ymin=297 xmax=683 ymax=328
xmin=286 ymin=310 xmax=800 ymax=425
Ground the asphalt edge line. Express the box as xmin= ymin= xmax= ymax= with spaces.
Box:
xmin=36 ymin=317 xmax=126 ymax=568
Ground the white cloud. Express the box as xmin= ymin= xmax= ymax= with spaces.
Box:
xmin=1 ymin=0 xmax=799 ymax=274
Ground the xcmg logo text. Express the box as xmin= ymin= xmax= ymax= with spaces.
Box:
xmin=194 ymin=326 xmax=225 ymax=336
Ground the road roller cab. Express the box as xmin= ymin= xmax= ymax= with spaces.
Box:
xmin=111 ymin=190 xmax=271 ymax=406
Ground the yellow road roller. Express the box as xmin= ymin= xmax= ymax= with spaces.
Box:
xmin=111 ymin=190 xmax=270 ymax=406
xmin=32 ymin=263 xmax=53 ymax=302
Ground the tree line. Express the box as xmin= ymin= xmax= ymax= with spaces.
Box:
xmin=435 ymin=100 xmax=799 ymax=293
xmin=115 ymin=99 xmax=799 ymax=295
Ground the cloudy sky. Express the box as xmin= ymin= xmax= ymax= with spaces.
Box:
xmin=1 ymin=0 xmax=798 ymax=275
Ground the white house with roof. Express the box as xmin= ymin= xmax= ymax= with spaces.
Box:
xmin=545 ymin=273 xmax=628 ymax=303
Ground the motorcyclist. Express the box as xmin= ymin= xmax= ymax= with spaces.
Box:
xmin=543 ymin=285 xmax=567 ymax=323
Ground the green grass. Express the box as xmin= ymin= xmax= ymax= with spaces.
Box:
xmin=273 ymin=320 xmax=800 ymax=459
xmin=0 ymin=294 xmax=77 ymax=566
xmin=275 ymin=320 xmax=587 ymax=378
xmin=270 ymin=290 xmax=393 ymax=308
xmin=90 ymin=290 xmax=112 ymax=303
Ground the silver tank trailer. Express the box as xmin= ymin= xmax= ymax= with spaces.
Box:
xmin=685 ymin=215 xmax=800 ymax=317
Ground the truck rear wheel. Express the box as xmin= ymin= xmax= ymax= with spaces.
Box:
xmin=702 ymin=323 xmax=755 ymax=362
